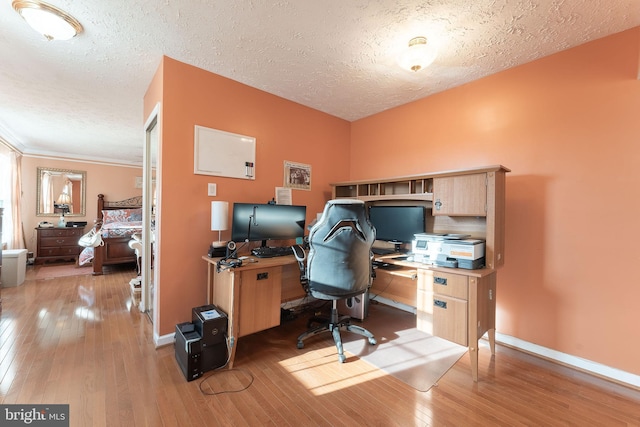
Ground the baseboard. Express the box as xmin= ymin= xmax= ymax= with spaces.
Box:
xmin=155 ymin=332 xmax=174 ymax=348
xmin=495 ymin=332 xmax=640 ymax=390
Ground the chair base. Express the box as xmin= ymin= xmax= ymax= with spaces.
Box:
xmin=297 ymin=300 xmax=376 ymax=363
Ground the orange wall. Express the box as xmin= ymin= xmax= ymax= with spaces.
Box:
xmin=145 ymin=57 xmax=351 ymax=337
xmin=351 ymin=28 xmax=640 ymax=375
xmin=21 ymin=156 xmax=141 ymax=256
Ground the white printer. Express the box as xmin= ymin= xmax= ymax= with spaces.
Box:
xmin=411 ymin=233 xmax=485 ymax=269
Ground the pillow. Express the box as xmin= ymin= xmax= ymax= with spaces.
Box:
xmin=102 ymin=208 xmax=143 ymax=223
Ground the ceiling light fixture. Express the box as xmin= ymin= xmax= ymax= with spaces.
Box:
xmin=12 ymin=0 xmax=83 ymax=41
xmin=398 ymin=36 xmax=437 ymax=72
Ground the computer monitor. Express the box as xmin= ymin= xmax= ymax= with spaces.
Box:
xmin=230 ymin=203 xmax=307 ymax=246
xmin=368 ymin=205 xmax=425 ymax=250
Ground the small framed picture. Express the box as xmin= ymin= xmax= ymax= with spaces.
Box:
xmin=284 ymin=161 xmax=311 ymax=190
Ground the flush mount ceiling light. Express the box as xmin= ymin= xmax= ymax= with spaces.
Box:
xmin=398 ymin=36 xmax=437 ymax=72
xmin=12 ymin=0 xmax=83 ymax=41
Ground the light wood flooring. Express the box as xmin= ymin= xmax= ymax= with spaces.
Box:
xmin=1 ymin=264 xmax=639 ymax=426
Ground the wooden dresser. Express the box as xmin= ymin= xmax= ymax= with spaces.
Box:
xmin=36 ymin=227 xmax=84 ymax=264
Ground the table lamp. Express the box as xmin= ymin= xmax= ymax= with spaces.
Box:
xmin=210 ymin=201 xmax=229 ymax=248
xmin=56 ymin=191 xmax=71 ymax=227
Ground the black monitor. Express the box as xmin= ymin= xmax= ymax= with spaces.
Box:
xmin=368 ymin=205 xmax=425 ymax=249
xmin=231 ymin=203 xmax=307 ymax=246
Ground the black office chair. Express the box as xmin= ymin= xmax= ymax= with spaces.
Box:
xmin=292 ymin=199 xmax=377 ymax=362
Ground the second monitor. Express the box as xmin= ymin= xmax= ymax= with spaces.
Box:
xmin=230 ymin=203 xmax=307 ymax=247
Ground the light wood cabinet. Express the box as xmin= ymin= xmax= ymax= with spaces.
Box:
xmin=205 ymin=255 xmax=305 ymax=368
xmin=237 ymin=266 xmax=282 ymax=337
xmin=433 ymin=173 xmax=487 ymax=216
xmin=416 ymin=268 xmax=496 ymax=378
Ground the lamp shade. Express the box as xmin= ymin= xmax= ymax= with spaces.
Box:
xmin=211 ymin=201 xmax=229 ymax=231
xmin=57 ymin=192 xmax=71 ymax=205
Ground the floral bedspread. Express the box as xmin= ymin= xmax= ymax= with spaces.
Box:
xmin=78 ymin=208 xmax=144 ymax=266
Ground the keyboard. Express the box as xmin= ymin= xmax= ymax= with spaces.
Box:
xmin=251 ymin=246 xmax=294 ymax=258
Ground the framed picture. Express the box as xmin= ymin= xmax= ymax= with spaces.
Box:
xmin=283 ymin=161 xmax=311 ymax=190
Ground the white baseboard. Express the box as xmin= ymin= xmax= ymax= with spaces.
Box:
xmin=495 ymin=332 xmax=640 ymax=389
xmin=155 ymin=332 xmax=174 ymax=348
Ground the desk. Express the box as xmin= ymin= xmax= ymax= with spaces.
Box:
xmin=202 ymin=254 xmax=496 ymax=381
xmin=202 ymin=255 xmax=305 ymax=368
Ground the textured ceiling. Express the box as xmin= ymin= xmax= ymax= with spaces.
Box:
xmin=0 ymin=1 xmax=638 ymax=165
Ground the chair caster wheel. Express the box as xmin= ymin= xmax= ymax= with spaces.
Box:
xmin=297 ymin=341 xmax=304 ymax=349
xmin=368 ymin=337 xmax=377 ymax=345
xmin=338 ymin=354 xmax=346 ymax=363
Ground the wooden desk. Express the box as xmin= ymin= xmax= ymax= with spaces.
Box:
xmin=202 ymin=253 xmax=496 ymax=381
xmin=202 ymin=255 xmax=305 ymax=368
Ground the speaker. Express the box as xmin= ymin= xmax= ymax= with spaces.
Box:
xmin=337 ymin=290 xmax=369 ymax=320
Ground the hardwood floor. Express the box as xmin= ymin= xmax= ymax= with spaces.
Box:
xmin=1 ymin=264 xmax=639 ymax=426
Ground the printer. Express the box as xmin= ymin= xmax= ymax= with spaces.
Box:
xmin=411 ymin=233 xmax=485 ymax=269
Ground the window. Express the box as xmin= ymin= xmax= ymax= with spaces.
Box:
xmin=0 ymin=144 xmax=15 ymax=248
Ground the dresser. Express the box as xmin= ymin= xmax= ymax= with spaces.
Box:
xmin=36 ymin=227 xmax=84 ymax=264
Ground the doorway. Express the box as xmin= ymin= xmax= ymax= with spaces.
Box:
xmin=142 ymin=104 xmax=159 ymax=328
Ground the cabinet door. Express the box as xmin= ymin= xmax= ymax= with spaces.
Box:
xmin=433 ymin=173 xmax=487 ymax=216
xmin=238 ymin=267 xmax=282 ymax=337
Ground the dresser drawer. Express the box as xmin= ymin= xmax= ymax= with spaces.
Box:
xmin=418 ymin=270 xmax=468 ymax=300
xmin=38 ymin=228 xmax=83 ymax=238
xmin=39 ymin=246 xmax=82 ymax=257
xmin=41 ymin=235 xmax=81 ymax=247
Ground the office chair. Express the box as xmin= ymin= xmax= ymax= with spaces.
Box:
xmin=293 ymin=199 xmax=377 ymax=363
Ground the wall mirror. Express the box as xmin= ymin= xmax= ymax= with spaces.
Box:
xmin=36 ymin=167 xmax=86 ymax=217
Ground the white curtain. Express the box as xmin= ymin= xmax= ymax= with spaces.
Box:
xmin=0 ymin=142 xmax=24 ymax=249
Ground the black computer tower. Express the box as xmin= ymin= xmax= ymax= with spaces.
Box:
xmin=337 ymin=290 xmax=369 ymax=320
xmin=192 ymin=304 xmax=228 ymax=371
xmin=175 ymin=322 xmax=203 ymax=382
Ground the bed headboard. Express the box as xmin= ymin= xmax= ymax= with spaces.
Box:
xmin=97 ymin=193 xmax=143 ymax=221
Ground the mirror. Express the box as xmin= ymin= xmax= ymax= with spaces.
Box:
xmin=36 ymin=167 xmax=86 ymax=217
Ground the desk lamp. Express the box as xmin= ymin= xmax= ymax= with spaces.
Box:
xmin=210 ymin=201 xmax=229 ymax=249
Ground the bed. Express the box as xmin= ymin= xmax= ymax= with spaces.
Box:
xmin=79 ymin=194 xmax=143 ymax=275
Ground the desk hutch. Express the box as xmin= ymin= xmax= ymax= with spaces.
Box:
xmin=332 ymin=164 xmax=509 ymax=381
xmin=204 ymin=165 xmax=509 ymax=382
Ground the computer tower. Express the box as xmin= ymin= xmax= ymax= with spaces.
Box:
xmin=192 ymin=304 xmax=228 ymax=371
xmin=338 ymin=290 xmax=369 ymax=320
xmin=174 ymin=322 xmax=203 ymax=381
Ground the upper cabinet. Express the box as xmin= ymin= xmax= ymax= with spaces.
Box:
xmin=433 ymin=173 xmax=487 ymax=216
xmin=331 ymin=165 xmax=510 ymax=269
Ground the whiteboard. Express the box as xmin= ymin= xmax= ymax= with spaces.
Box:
xmin=194 ymin=125 xmax=256 ymax=180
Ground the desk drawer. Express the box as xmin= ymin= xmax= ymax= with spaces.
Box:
xmin=418 ymin=270 xmax=468 ymax=300
xmin=432 ymin=295 xmax=468 ymax=346
xmin=371 ymin=268 xmax=417 ymax=307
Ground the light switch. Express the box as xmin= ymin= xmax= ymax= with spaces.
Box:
xmin=208 ymin=183 xmax=217 ymax=196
